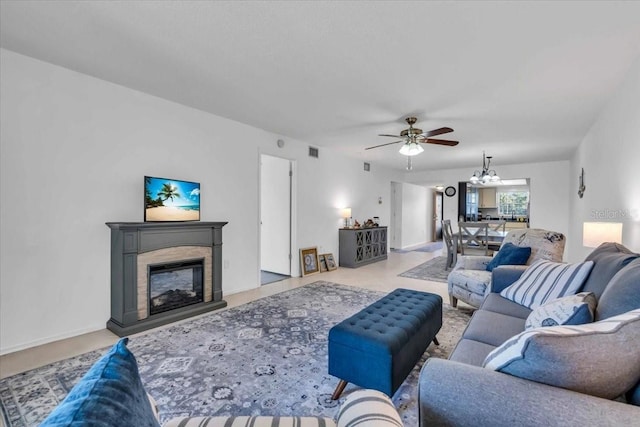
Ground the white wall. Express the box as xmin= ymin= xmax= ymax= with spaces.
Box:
xmin=568 ymin=55 xmax=640 ymax=262
xmin=0 ymin=49 xmax=401 ymax=354
xmin=405 ymin=160 xmax=572 ymax=259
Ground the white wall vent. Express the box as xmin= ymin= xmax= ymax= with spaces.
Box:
xmin=364 ymin=162 xmax=371 ymax=172
xmin=308 ymin=146 xmax=319 ymax=158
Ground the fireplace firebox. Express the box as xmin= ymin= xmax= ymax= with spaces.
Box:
xmin=149 ymin=259 xmax=204 ymax=315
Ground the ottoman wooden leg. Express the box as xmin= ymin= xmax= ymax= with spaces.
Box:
xmin=331 ymin=380 xmax=348 ymax=400
xmin=433 ymin=336 xmax=440 ymax=346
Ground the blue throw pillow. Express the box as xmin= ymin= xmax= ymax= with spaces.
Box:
xmin=486 ymin=243 xmax=532 ymax=272
xmin=40 ymin=338 xmax=159 ymax=427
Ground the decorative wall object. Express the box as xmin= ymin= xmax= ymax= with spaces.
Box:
xmin=578 ymin=168 xmax=586 ymax=198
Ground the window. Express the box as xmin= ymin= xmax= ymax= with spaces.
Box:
xmin=498 ymin=190 xmax=529 ymax=216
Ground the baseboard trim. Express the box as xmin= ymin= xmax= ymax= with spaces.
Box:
xmin=0 ymin=323 xmax=105 ymax=356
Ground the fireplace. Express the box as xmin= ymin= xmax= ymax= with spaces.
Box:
xmin=106 ymin=221 xmax=227 ymax=336
xmin=149 ymin=259 xmax=204 ymax=315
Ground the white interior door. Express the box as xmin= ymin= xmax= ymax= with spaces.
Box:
xmin=432 ymin=191 xmax=443 ymax=240
xmin=260 ymin=154 xmax=291 ymax=275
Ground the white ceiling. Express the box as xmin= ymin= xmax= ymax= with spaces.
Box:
xmin=2 ymin=1 xmax=640 ymax=172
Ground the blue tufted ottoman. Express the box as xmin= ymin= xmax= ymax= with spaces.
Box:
xmin=328 ymin=288 xmax=442 ymax=399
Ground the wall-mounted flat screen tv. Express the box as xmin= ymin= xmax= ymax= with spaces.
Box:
xmin=144 ymin=176 xmax=200 ymax=222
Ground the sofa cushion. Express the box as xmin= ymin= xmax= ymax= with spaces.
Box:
xmin=596 ymin=258 xmax=640 ymax=321
xmin=462 ymin=310 xmax=526 ymax=347
xmin=483 ymin=309 xmax=640 ymax=400
xmin=480 ymin=293 xmax=532 ymax=319
xmin=500 ymin=260 xmax=594 ymax=309
xmin=448 ymin=338 xmax=497 ymax=367
xmin=525 ymin=292 xmax=596 ymax=329
xmin=40 ymin=338 xmax=160 ymax=427
xmin=581 ymin=242 xmax=640 ymax=299
xmin=486 ymin=243 xmax=531 ymax=272
xmin=500 ymin=228 xmax=565 ymax=263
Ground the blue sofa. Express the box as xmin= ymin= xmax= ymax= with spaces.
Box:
xmin=419 ymin=243 xmax=640 ymax=426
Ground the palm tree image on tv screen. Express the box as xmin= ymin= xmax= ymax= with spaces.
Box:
xmin=144 ymin=176 xmax=200 ymax=222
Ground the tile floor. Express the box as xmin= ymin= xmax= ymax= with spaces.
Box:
xmin=0 ymin=250 xmax=463 ymax=380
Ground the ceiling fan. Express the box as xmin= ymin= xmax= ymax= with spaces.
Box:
xmin=366 ymin=117 xmax=459 ymax=157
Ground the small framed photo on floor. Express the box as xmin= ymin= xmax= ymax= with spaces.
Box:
xmin=324 ymin=253 xmax=337 ymax=271
xmin=300 ymin=247 xmax=320 ymax=276
xmin=318 ymin=254 xmax=328 ymax=272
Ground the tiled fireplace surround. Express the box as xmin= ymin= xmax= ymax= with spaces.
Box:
xmin=106 ymin=222 xmax=227 ymax=336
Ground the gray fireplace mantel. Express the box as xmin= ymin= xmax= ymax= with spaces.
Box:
xmin=106 ymin=221 xmax=228 ymax=336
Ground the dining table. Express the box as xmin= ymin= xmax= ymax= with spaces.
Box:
xmin=451 ymin=227 xmax=508 ymax=266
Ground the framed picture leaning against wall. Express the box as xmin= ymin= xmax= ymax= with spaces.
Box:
xmin=324 ymin=253 xmax=337 ymax=271
xmin=318 ymin=254 xmax=328 ymax=272
xmin=300 ymin=247 xmax=320 ymax=276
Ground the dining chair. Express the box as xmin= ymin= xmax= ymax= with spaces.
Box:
xmin=457 ymin=221 xmax=489 ymax=256
xmin=487 ymin=220 xmax=507 ymax=252
xmin=488 ymin=220 xmax=506 ymax=232
xmin=441 ymin=219 xmax=456 ymax=269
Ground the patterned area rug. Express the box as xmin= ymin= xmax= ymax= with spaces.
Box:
xmin=0 ymin=282 xmax=472 ymax=427
xmin=411 ymin=241 xmax=444 ymax=253
xmin=399 ymin=256 xmax=451 ymax=283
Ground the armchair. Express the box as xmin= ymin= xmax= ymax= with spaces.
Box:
xmin=447 ymin=228 xmax=566 ymax=308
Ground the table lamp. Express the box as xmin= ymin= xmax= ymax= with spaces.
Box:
xmin=583 ymin=222 xmax=623 ymax=248
xmin=341 ymin=208 xmax=352 ymax=228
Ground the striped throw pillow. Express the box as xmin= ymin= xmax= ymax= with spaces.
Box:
xmin=163 ymin=390 xmax=403 ymax=427
xmin=483 ymin=309 xmax=640 ymax=399
xmin=163 ymin=417 xmax=336 ymax=427
xmin=500 ymin=260 xmax=594 ymax=309
xmin=336 ymin=389 xmax=403 ymax=427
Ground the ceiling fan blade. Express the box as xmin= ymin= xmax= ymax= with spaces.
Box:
xmin=421 ymin=127 xmax=454 ymax=138
xmin=378 ymin=134 xmax=403 ymax=138
xmin=422 ymin=138 xmax=459 ymax=147
xmin=365 ymin=140 xmax=403 ymax=150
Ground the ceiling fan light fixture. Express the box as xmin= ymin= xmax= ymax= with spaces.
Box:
xmin=399 ymin=142 xmax=424 ymax=156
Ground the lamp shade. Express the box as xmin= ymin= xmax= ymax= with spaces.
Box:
xmin=341 ymin=208 xmax=352 ymax=219
xmin=583 ymin=222 xmax=623 ymax=248
xmin=399 ymin=143 xmax=424 ymax=156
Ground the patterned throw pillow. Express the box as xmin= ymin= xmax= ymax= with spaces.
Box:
xmin=525 ymin=292 xmax=596 ymax=329
xmin=500 ymin=260 xmax=594 ymax=309
xmin=483 ymin=309 xmax=640 ymax=399
xmin=485 ymin=243 xmax=532 ymax=272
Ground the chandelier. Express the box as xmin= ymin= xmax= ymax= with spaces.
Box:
xmin=470 ymin=151 xmax=500 ymax=184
